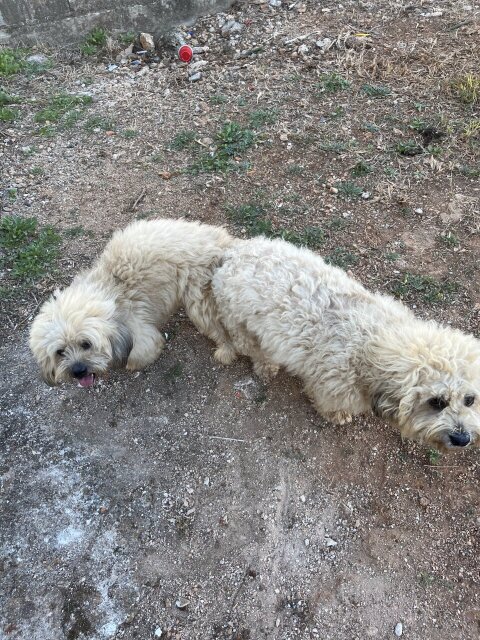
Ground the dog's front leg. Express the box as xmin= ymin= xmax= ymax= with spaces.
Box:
xmin=126 ymin=326 xmax=165 ymax=371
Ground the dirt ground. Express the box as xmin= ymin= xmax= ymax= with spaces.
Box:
xmin=1 ymin=1 xmax=480 ymax=638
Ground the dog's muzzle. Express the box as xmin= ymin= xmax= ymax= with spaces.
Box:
xmin=71 ymin=362 xmax=95 ymax=388
xmin=448 ymin=431 xmax=471 ymax=447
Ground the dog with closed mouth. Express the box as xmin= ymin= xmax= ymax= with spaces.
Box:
xmin=211 ymin=236 xmax=480 ymax=451
xmin=29 ymin=218 xmax=236 ymax=387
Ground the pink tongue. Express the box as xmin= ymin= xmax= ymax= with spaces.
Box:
xmin=78 ymin=374 xmax=95 ymax=388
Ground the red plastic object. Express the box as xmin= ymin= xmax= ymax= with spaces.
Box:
xmin=178 ymin=45 xmax=193 ymax=63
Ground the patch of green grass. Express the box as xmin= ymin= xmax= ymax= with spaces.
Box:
xmin=0 ymin=90 xmax=21 ymax=106
xmin=0 ymin=216 xmax=61 ymax=282
xmin=7 ymin=188 xmax=17 ymax=201
xmin=418 ymin=572 xmax=435 ymax=587
xmin=64 ymin=226 xmax=94 ymax=239
xmin=0 ymin=48 xmax=26 ymax=76
xmin=37 ymin=125 xmax=56 ymax=137
xmin=171 ymin=130 xmax=197 ymax=150
xmin=325 ymin=248 xmax=358 ymax=270
xmin=30 ymin=166 xmax=44 ymax=176
xmin=84 ymin=115 xmax=116 ymax=132
xmin=164 ymin=362 xmax=183 ymax=382
xmin=385 ymin=252 xmax=401 ymax=262
xmin=395 ymin=140 xmax=423 ymax=156
xmin=210 ymin=94 xmax=228 ymax=105
xmin=457 ymin=164 xmax=480 ymax=178
xmin=278 ymin=226 xmax=325 ymax=249
xmin=35 ymin=93 xmax=93 ymax=124
xmin=81 ymin=27 xmax=108 ymax=55
xmin=227 ymin=201 xmax=323 ymax=248
xmin=318 ymin=140 xmax=352 ymax=153
xmin=452 ymin=74 xmax=480 ymax=105
xmin=336 ymin=180 xmax=363 ymax=199
xmin=227 ymin=202 xmax=269 ymax=235
xmin=248 ymin=108 xmax=277 ymax=128
xmin=438 ymin=232 xmax=459 ymax=248
xmin=118 ymin=31 xmax=136 ymax=46
xmin=317 ymin=73 xmax=351 ymax=93
xmin=351 ymin=160 xmax=372 ymax=177
xmin=427 ymin=448 xmax=441 ymax=465
xmin=391 ymin=273 xmax=459 ymax=305
xmin=286 ymin=164 xmax=305 ymax=176
xmin=191 ymin=122 xmax=256 ymax=173
xmin=361 ymin=83 xmax=391 ymax=98
xmin=122 ymin=128 xmax=138 ymax=139
xmin=326 ymin=216 xmax=349 ymax=231
xmin=0 ymin=106 xmax=19 ymax=122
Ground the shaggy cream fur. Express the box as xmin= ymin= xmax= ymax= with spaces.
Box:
xmin=212 ymin=237 xmax=480 ymax=450
xmin=30 ymin=219 xmax=235 ymax=386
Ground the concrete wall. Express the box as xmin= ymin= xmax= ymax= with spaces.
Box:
xmin=0 ymin=0 xmax=232 ymax=45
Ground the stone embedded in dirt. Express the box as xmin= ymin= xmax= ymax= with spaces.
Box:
xmin=189 ymin=60 xmax=208 ymax=74
xmin=139 ymin=33 xmax=155 ymax=51
xmin=325 ymin=537 xmax=337 ymax=547
xmin=395 ymin=622 xmax=403 ymax=636
xmin=189 ymin=72 xmax=202 ymax=82
xmin=269 ymin=0 xmax=282 ymax=6
xmin=316 ymin=37 xmax=333 ymax=51
xmin=298 ymin=44 xmax=309 ymax=56
xmin=221 ymin=20 xmax=244 ymax=37
xmin=26 ymin=54 xmax=49 ymax=65
xmin=154 ymin=628 xmax=162 ymax=638
xmin=176 ymin=598 xmax=189 ymax=610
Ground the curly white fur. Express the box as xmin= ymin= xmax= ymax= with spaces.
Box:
xmin=212 ymin=237 xmax=480 ymax=450
xmin=30 ymin=219 xmax=235 ymax=386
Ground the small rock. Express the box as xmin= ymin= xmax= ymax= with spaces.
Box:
xmin=154 ymin=628 xmax=162 ymax=638
xmin=221 ymin=20 xmax=243 ymax=37
xmin=304 ymin=538 xmax=310 ymax=547
xmin=280 ymin=133 xmax=289 ymax=142
xmin=325 ymin=537 xmax=337 ymax=547
xmin=395 ymin=622 xmax=403 ymax=637
xmin=269 ymin=0 xmax=282 ymax=6
xmin=176 ymin=598 xmax=189 ymax=610
xmin=298 ymin=43 xmax=309 ymax=56
xmin=316 ymin=37 xmax=333 ymax=51
xmin=107 ymin=64 xmax=118 ymax=72
xmin=26 ymin=54 xmax=48 ymax=65
xmin=139 ymin=32 xmax=155 ymax=51
xmin=300 ymin=495 xmax=306 ymax=503
xmin=203 ymin=477 xmax=210 ymax=486
xmin=188 ymin=60 xmax=208 ymax=74
xmin=189 ymin=72 xmax=202 ymax=82
xmin=329 ymin=186 xmax=339 ymax=194
xmin=414 ymin=207 xmax=423 ymax=214
xmin=362 ymin=191 xmax=371 ymax=200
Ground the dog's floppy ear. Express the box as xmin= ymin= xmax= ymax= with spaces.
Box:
xmin=109 ymin=316 xmax=133 ymax=368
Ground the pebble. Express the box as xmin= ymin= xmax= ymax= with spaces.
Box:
xmin=298 ymin=44 xmax=309 ymax=55
xmin=269 ymin=0 xmax=282 ymax=6
xmin=304 ymin=538 xmax=310 ymax=547
xmin=221 ymin=20 xmax=243 ymax=37
xmin=175 ymin=598 xmax=189 ymax=610
xmin=300 ymin=495 xmax=306 ymax=503
xmin=154 ymin=628 xmax=162 ymax=638
xmin=325 ymin=537 xmax=338 ymax=547
xmin=414 ymin=207 xmax=423 ymax=214
xmin=26 ymin=54 xmax=48 ymax=65
xmin=189 ymin=72 xmax=202 ymax=82
xmin=316 ymin=37 xmax=333 ymax=51
xmin=362 ymin=191 xmax=371 ymax=199
xmin=395 ymin=622 xmax=403 ymax=637
xmin=139 ymin=32 xmax=155 ymax=51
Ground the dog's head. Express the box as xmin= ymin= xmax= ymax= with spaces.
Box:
xmin=369 ymin=325 xmax=480 ymax=450
xmin=29 ymin=281 xmax=133 ymax=387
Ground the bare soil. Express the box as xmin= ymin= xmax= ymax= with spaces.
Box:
xmin=1 ymin=1 xmax=479 ymax=639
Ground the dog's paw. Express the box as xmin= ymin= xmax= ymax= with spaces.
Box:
xmin=253 ymin=360 xmax=279 ymax=381
xmin=324 ymin=410 xmax=352 ymax=425
xmin=214 ymin=344 xmax=237 ymax=365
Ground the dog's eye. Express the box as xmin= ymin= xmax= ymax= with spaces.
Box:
xmin=80 ymin=341 xmax=92 ymax=350
xmin=428 ymin=397 xmax=448 ymax=411
xmin=464 ymin=395 xmax=475 ymax=407
xmin=56 ymin=349 xmax=65 ymax=357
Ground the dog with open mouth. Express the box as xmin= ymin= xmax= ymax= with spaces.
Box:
xmin=29 ymin=218 xmax=236 ymax=387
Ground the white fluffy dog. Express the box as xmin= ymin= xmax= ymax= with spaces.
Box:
xmin=212 ymin=237 xmax=480 ymax=450
xmin=30 ymin=219 xmax=235 ymax=387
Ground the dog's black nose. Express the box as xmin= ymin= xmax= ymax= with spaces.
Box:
xmin=449 ymin=431 xmax=471 ymax=447
xmin=71 ymin=362 xmax=88 ymax=379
